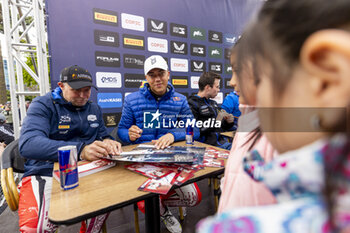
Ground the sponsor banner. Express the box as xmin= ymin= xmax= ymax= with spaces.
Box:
xmin=93 ymin=8 xmax=118 ymax=26
xmin=211 ymin=92 xmax=223 ymax=104
xmin=209 ymin=46 xmax=222 ymax=59
xmin=121 ymin=13 xmax=145 ymax=31
xmin=225 ymin=64 xmax=232 ymax=74
xmin=170 ymin=58 xmax=188 ymax=72
xmin=191 ymin=76 xmax=200 ymax=89
xmin=94 ymin=30 xmax=119 ymax=47
xmin=208 ymin=30 xmax=223 ymax=43
xmin=171 ymin=76 xmax=188 ymax=88
xmin=224 ymin=48 xmax=231 ymax=60
xmin=147 ymin=37 xmax=168 ymax=53
xmin=170 ymin=23 xmax=187 ymax=38
xmin=123 ymin=34 xmax=145 ymax=50
xmin=96 ymin=72 xmax=122 ymax=88
xmin=190 ymin=27 xmax=205 ymax=41
xmin=123 ymin=54 xmax=145 ymax=69
xmin=225 ymin=78 xmax=234 ymax=89
xmin=97 ymin=93 xmax=123 ymax=108
xmin=224 ymin=33 xmax=237 ymax=45
xmin=95 ymin=51 xmax=120 ymax=67
xmin=170 ymin=41 xmax=187 ymax=55
xmin=190 ymin=60 xmax=206 ymax=73
xmin=148 ymin=18 xmax=167 ymax=34
xmin=124 ymin=73 xmax=146 ymax=88
xmin=209 ymin=62 xmax=223 ymax=73
xmin=103 ymin=112 xmax=121 ymax=127
xmin=190 ymin=44 xmax=206 ymax=57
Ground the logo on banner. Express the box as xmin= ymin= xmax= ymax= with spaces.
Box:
xmin=191 ymin=27 xmax=205 ymax=40
xmin=170 ymin=58 xmax=188 ymax=72
xmin=225 ymin=64 xmax=232 ymax=74
xmin=224 ymin=34 xmax=238 ymax=45
xmin=93 ymin=8 xmax=118 ymax=26
xmin=209 ymin=30 xmax=223 ymax=43
xmin=224 ymin=48 xmax=231 ymax=60
xmin=124 ymin=73 xmax=146 ymax=88
xmin=97 ymin=93 xmax=123 ymax=108
xmin=209 ymin=46 xmax=222 ymax=59
xmin=191 ymin=76 xmax=200 ymax=89
xmin=170 ymin=23 xmax=187 ymax=38
xmin=171 ymin=76 xmax=188 ymax=88
xmin=123 ymin=34 xmax=145 ymax=50
xmin=147 ymin=37 xmax=168 ymax=53
xmin=103 ymin=112 xmax=121 ymax=127
xmin=191 ymin=60 xmax=206 ymax=73
xmin=209 ymin=62 xmax=222 ymax=73
xmin=148 ymin=18 xmax=167 ymax=34
xmin=96 ymin=72 xmax=122 ymax=88
xmin=190 ymin=44 xmax=206 ymax=57
xmin=94 ymin=30 xmax=119 ymax=47
xmin=121 ymin=13 xmax=145 ymax=31
xmin=95 ymin=51 xmax=120 ymax=67
xmin=170 ymin=41 xmax=187 ymax=55
xmin=225 ymin=78 xmax=234 ymax=89
xmin=124 ymin=54 xmax=145 ymax=69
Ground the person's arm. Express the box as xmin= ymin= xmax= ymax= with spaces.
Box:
xmin=19 ymin=100 xmax=83 ymax=162
xmin=117 ymin=96 xmax=137 ymax=143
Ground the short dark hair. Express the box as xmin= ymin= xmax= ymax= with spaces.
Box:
xmin=198 ymin=72 xmax=221 ymax=91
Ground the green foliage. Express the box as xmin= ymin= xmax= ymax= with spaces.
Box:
xmin=22 ymin=54 xmax=38 ymax=87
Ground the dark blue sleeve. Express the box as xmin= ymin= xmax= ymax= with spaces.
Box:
xmin=97 ymin=105 xmax=113 ymax=140
xmin=117 ymin=96 xmax=134 ymax=143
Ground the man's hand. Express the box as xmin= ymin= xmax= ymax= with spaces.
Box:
xmin=152 ymin=133 xmax=175 ymax=149
xmin=103 ymin=138 xmax=122 ymax=155
xmin=80 ymin=140 xmax=122 ymax=161
xmin=224 ymin=113 xmax=235 ymax=124
xmin=129 ymin=125 xmax=143 ymax=141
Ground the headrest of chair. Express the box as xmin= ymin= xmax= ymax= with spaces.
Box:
xmin=1 ymin=139 xmax=25 ymax=173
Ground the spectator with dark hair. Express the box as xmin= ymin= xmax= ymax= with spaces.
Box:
xmin=188 ymin=72 xmax=235 ymax=149
xmin=0 ymin=112 xmax=14 ymax=146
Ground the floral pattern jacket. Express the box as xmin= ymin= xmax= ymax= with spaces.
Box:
xmin=197 ymin=135 xmax=350 ymax=233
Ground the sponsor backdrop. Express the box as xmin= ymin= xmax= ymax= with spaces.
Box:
xmin=46 ymin=0 xmax=261 ymax=129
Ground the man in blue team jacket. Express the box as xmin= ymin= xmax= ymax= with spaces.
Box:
xmin=117 ymin=55 xmax=201 ymax=233
xmin=118 ymin=55 xmax=199 ymax=149
xmin=18 ymin=65 xmax=122 ymax=233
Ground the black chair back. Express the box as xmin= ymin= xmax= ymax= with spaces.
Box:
xmin=1 ymin=139 xmax=25 ymax=173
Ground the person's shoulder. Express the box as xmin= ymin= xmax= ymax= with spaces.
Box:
xmin=125 ymin=90 xmax=143 ymax=102
xmin=31 ymin=92 xmax=54 ymax=107
xmin=187 ymin=94 xmax=200 ymax=103
xmin=173 ymin=91 xmax=187 ymax=99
